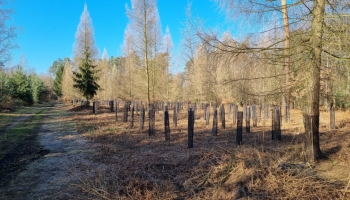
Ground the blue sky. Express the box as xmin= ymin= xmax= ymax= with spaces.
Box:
xmin=9 ymin=0 xmax=231 ymax=74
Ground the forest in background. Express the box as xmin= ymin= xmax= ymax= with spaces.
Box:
xmin=48 ymin=0 xmax=350 ymax=111
xmin=1 ymin=1 xmax=350 ymax=110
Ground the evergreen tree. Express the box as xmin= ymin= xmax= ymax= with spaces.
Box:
xmin=53 ymin=65 xmax=64 ymax=97
xmin=29 ymin=74 xmax=46 ymax=104
xmin=10 ymin=65 xmax=32 ymax=105
xmin=0 ymin=72 xmax=11 ymax=104
xmin=72 ymin=3 xmax=99 ymax=104
xmin=50 ymin=58 xmax=66 ymax=97
xmin=73 ymin=52 xmax=99 ymax=104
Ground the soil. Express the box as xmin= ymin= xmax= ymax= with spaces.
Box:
xmin=0 ymin=104 xmax=93 ymax=200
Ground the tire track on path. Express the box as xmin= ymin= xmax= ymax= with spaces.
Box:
xmin=0 ymin=104 xmax=94 ymax=199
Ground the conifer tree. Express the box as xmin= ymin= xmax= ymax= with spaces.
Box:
xmin=50 ymin=58 xmax=65 ymax=97
xmin=72 ymin=3 xmax=99 ymax=105
xmin=10 ymin=65 xmax=32 ymax=105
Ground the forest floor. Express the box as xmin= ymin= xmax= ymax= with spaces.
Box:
xmin=68 ymin=103 xmax=350 ymax=199
xmin=0 ymin=102 xmax=349 ymax=199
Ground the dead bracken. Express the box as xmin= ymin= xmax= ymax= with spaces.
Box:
xmin=67 ymin=103 xmax=350 ymax=200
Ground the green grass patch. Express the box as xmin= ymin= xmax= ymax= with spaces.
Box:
xmin=105 ymin=127 xmax=117 ymax=133
xmin=77 ymin=124 xmax=95 ymax=133
xmin=34 ymin=101 xmax=55 ymax=107
xmin=0 ymin=107 xmax=42 ymax=131
xmin=0 ymin=108 xmax=48 ymax=162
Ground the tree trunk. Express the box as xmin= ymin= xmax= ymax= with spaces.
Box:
xmin=129 ymin=106 xmax=134 ymax=129
xmin=305 ymin=0 xmax=325 ymax=162
xmin=246 ymin=106 xmax=250 ymax=133
xmin=236 ymin=111 xmax=243 ymax=145
xmin=139 ymin=105 xmax=145 ymax=130
xmin=188 ymin=108 xmax=194 ymax=148
xmin=149 ymin=104 xmax=155 ymax=136
xmin=281 ymin=0 xmax=291 ymax=107
xmin=164 ymin=105 xmax=170 ymax=141
xmin=143 ymin=0 xmax=151 ymax=106
xmin=212 ymin=108 xmax=218 ymax=136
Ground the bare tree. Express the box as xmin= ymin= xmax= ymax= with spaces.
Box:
xmin=122 ymin=25 xmax=138 ymax=100
xmin=180 ymin=4 xmax=202 ymax=103
xmin=161 ymin=26 xmax=173 ymax=101
xmin=281 ymin=0 xmax=291 ymax=107
xmin=188 ymin=0 xmax=348 ymax=161
xmin=126 ymin=0 xmax=161 ymax=105
xmin=149 ymin=4 xmax=162 ymax=101
xmin=73 ymin=3 xmax=98 ymax=62
xmin=0 ymin=0 xmax=18 ymax=67
xmin=61 ymin=60 xmax=78 ymax=100
xmin=169 ymin=72 xmax=184 ymax=101
xmin=95 ymin=48 xmax=109 ymax=100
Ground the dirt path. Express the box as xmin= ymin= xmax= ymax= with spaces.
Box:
xmin=0 ymin=104 xmax=93 ymax=199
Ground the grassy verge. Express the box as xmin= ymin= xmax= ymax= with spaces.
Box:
xmin=0 ymin=107 xmax=39 ymax=130
xmin=0 ymin=107 xmax=48 ymax=161
xmin=0 ymin=102 xmax=54 ymax=131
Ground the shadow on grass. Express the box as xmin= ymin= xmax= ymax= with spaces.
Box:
xmin=0 ymin=107 xmax=50 ymax=188
xmin=323 ymin=145 xmax=342 ymax=158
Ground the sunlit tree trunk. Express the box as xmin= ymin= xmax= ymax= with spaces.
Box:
xmin=143 ymin=0 xmax=151 ymax=105
xmin=305 ymin=0 xmax=326 ymax=162
xmin=281 ymin=0 xmax=290 ymax=107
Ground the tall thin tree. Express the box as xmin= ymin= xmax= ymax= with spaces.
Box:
xmin=61 ymin=60 xmax=76 ymax=100
xmin=162 ymin=26 xmax=174 ymax=101
xmin=281 ymin=0 xmax=291 ymax=107
xmin=126 ymin=0 xmax=161 ymax=105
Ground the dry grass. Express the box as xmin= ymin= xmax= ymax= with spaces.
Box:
xmin=64 ymin=104 xmax=350 ymax=200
